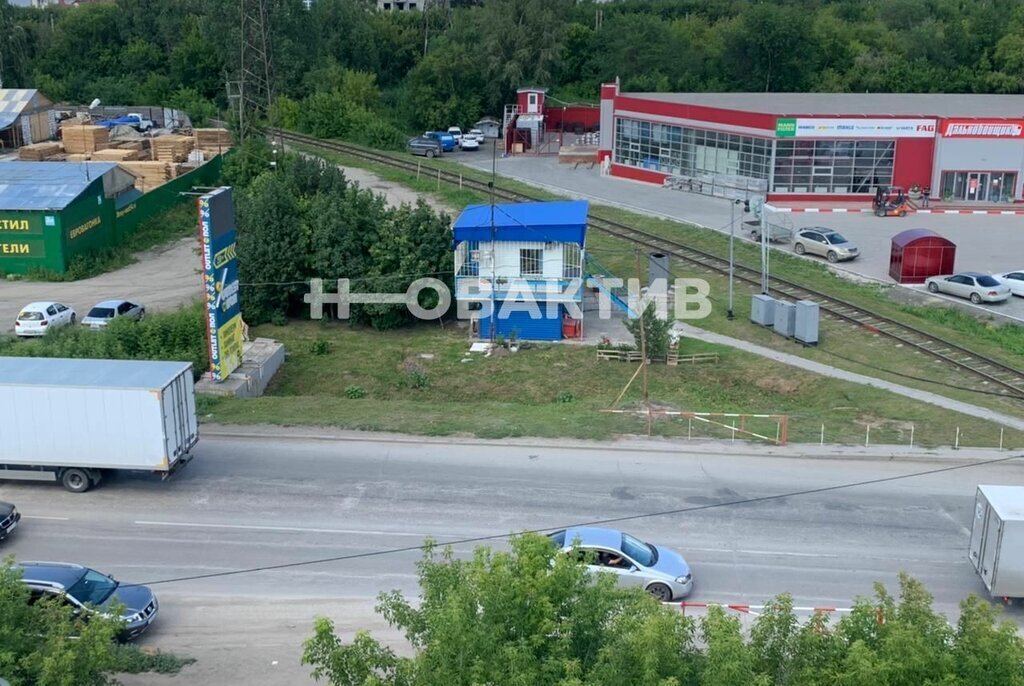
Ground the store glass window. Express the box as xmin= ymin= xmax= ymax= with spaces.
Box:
xmin=939 ymin=171 xmax=1017 ymax=202
xmin=614 ymin=117 xmax=771 ymax=181
xmin=773 ymin=139 xmax=894 ymax=194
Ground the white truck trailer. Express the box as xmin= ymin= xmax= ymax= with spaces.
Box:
xmin=0 ymin=357 xmax=198 ymax=492
xmin=969 ymin=485 xmax=1024 ymax=602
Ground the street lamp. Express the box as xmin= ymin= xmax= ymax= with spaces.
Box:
xmin=727 ymin=199 xmax=743 ymax=320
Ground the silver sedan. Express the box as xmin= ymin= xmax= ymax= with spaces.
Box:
xmin=549 ymin=526 xmax=693 ymax=601
xmin=925 ymin=272 xmax=1011 ymax=304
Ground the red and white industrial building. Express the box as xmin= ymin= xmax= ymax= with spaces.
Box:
xmin=597 ymin=81 xmax=1024 ymax=204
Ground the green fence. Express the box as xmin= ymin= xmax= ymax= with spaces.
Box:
xmin=116 ymin=155 xmax=224 ymax=241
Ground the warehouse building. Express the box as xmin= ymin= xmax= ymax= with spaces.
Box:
xmin=0 ymin=89 xmax=56 ymax=151
xmin=598 ymin=82 xmax=1024 ymax=204
xmin=0 ymin=157 xmax=223 ymax=275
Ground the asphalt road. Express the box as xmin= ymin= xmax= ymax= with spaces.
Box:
xmin=2 ymin=434 xmax=1024 ymax=684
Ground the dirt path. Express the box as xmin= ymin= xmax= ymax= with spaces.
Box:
xmin=0 ymin=237 xmax=202 ymax=334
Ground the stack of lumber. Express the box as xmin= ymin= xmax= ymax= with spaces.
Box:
xmin=92 ymin=148 xmax=140 ymax=162
xmin=152 ymin=135 xmax=194 ymax=162
xmin=193 ymin=128 xmax=232 ymax=151
xmin=117 ymin=140 xmax=146 ymax=153
xmin=65 ymin=153 xmax=91 ymax=162
xmin=120 ymin=161 xmax=172 ymax=191
xmin=62 ymin=125 xmax=109 ymax=154
xmin=18 ymin=142 xmax=62 ymax=161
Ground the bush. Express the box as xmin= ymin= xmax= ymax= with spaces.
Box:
xmin=557 ymin=390 xmax=576 ymax=403
xmin=407 ymin=368 xmax=430 ymax=389
xmin=345 ymin=384 xmax=366 ymax=399
xmin=4 ymin=305 xmax=209 ymax=380
xmin=310 ymin=337 xmax=332 ymax=355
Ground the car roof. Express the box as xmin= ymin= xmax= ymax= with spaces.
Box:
xmin=561 ymin=526 xmax=623 ymax=549
xmin=17 ymin=561 xmax=87 ymax=587
xmin=799 ymin=227 xmax=836 ymax=233
xmin=92 ymin=299 xmax=128 ymax=308
xmin=20 ymin=301 xmax=58 ymax=311
xmin=961 ymin=272 xmax=988 ymax=277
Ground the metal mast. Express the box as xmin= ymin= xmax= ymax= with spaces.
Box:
xmin=238 ymin=0 xmax=274 ymax=140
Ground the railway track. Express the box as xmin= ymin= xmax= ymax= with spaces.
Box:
xmin=270 ymin=128 xmax=1024 ymax=401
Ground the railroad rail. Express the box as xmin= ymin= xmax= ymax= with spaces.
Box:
xmin=268 ymin=128 xmax=1024 ymax=400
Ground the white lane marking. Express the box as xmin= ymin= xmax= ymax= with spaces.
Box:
xmin=133 ymin=520 xmax=454 ymax=538
xmin=687 ymin=547 xmax=840 ymax=559
xmin=22 ymin=515 xmax=70 ymax=521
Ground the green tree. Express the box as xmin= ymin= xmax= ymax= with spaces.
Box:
xmin=625 ymin=302 xmax=674 ymax=361
xmin=236 ymin=172 xmax=309 ymax=323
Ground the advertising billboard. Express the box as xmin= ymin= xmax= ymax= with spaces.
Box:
xmin=941 ymin=120 xmax=1024 ymax=138
xmin=776 ymin=118 xmax=937 ymax=138
xmin=198 ymin=187 xmax=243 ymax=382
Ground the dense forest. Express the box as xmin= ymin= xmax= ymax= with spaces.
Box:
xmin=1 ymin=0 xmax=1023 ymax=133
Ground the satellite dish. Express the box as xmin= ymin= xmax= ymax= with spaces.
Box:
xmin=89 ymin=98 xmax=101 ymax=110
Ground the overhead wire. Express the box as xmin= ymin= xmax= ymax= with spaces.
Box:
xmin=136 ymin=450 xmax=1023 ymax=587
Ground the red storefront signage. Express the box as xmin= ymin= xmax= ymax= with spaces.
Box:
xmin=941 ymin=120 xmax=1024 ymax=138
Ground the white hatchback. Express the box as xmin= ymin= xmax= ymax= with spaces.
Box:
xmin=14 ymin=301 xmax=76 ymax=337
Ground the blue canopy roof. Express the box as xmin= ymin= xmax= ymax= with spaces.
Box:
xmin=452 ymin=200 xmax=588 ymax=246
xmin=0 ymin=161 xmax=117 ymax=211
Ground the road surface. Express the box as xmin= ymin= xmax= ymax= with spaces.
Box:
xmin=2 ymin=433 xmax=1023 ymax=684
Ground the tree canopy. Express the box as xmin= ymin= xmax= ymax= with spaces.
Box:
xmin=302 ymin=533 xmax=1024 ymax=686
xmin=2 ymin=0 xmax=1022 ymax=134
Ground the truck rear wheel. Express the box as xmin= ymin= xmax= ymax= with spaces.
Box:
xmin=61 ymin=468 xmax=92 ymax=493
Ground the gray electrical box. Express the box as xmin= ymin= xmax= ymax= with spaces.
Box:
xmin=773 ymin=300 xmax=796 ymax=337
xmin=750 ymin=294 xmax=776 ymax=326
xmin=794 ymin=300 xmax=820 ymax=344
xmin=648 ymin=253 xmax=671 ymax=287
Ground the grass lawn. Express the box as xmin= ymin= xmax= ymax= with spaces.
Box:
xmin=198 ymin=321 xmax=1024 ymax=449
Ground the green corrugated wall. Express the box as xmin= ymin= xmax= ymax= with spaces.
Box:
xmin=0 ymin=156 xmax=224 ymax=276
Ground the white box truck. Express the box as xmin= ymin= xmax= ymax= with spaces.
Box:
xmin=968 ymin=485 xmax=1024 ymax=602
xmin=0 ymin=357 xmax=198 ymax=493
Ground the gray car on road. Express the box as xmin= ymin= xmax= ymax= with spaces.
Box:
xmin=549 ymin=526 xmax=693 ymax=601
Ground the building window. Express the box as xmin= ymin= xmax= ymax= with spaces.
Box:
xmin=520 ymin=248 xmax=542 ymax=276
xmin=773 ymin=139 xmax=894 ymax=194
xmin=562 ymin=244 xmax=581 ymax=278
xmin=939 ymin=171 xmax=1017 ymax=202
xmin=613 ymin=117 xmax=771 ymax=182
xmin=456 ymin=241 xmax=480 ymax=276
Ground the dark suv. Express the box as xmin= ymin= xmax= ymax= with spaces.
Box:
xmin=17 ymin=561 xmax=159 ymax=640
xmin=0 ymin=501 xmax=19 ymax=540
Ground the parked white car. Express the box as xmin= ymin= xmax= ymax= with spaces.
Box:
xmin=460 ymin=137 xmax=480 ymax=151
xmin=14 ymin=301 xmax=76 ymax=337
xmin=925 ymin=272 xmax=1011 ymax=304
xmin=81 ymin=299 xmax=145 ymax=328
xmin=446 ymin=126 xmax=463 ymax=144
xmin=994 ymin=270 xmax=1024 ymax=297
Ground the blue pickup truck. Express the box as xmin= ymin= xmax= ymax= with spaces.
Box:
xmin=424 ymin=131 xmax=457 ymax=152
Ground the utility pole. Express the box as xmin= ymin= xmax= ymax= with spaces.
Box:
xmin=488 ymin=138 xmax=497 ymax=344
xmin=728 ymin=199 xmax=738 ymax=320
xmin=238 ymin=0 xmax=274 ymax=141
xmin=634 ymin=249 xmax=650 ymax=434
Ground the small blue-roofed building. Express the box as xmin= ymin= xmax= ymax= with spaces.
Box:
xmin=453 ymin=200 xmax=587 ymax=341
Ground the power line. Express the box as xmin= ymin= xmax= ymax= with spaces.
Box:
xmin=137 ymin=451 xmax=1022 ymax=587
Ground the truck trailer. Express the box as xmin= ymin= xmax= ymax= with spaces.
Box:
xmin=968 ymin=485 xmax=1024 ymax=602
xmin=0 ymin=357 xmax=198 ymax=493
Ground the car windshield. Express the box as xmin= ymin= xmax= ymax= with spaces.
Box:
xmin=826 ymin=233 xmax=849 ymax=244
xmin=620 ymin=533 xmax=657 ymax=567
xmin=976 ymin=276 xmax=1000 ymax=287
xmin=18 ymin=311 xmax=43 ymax=321
xmin=67 ymin=569 xmax=118 ymax=605
xmin=87 ymin=307 xmax=115 ymax=319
